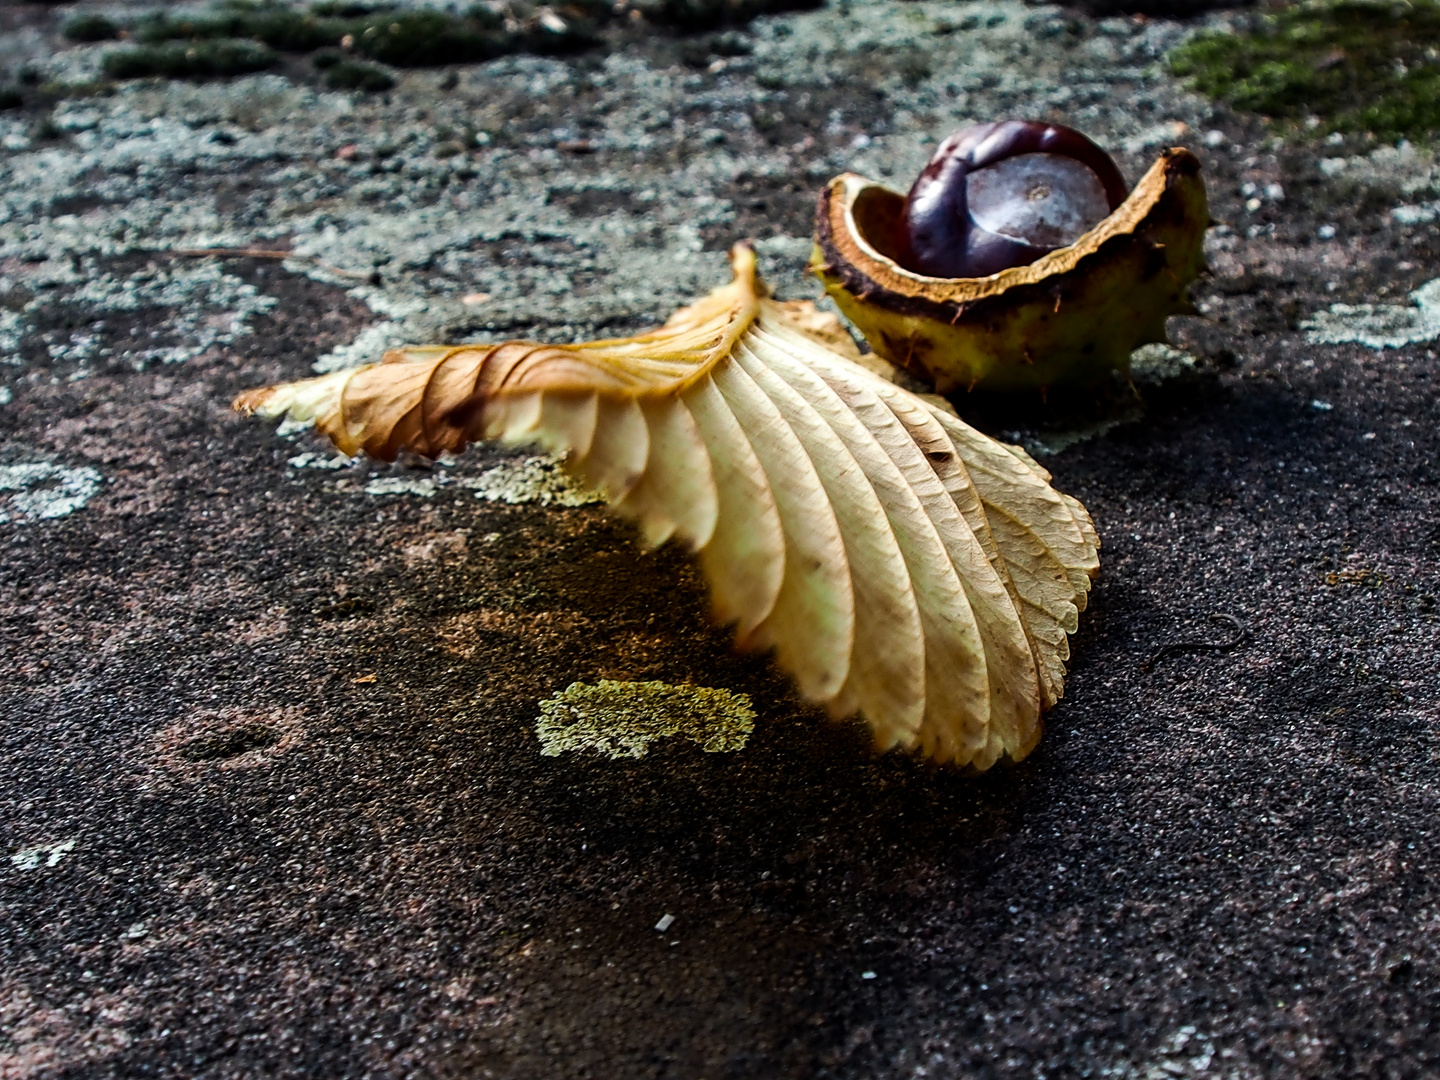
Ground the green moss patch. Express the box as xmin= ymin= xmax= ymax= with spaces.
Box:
xmin=321 ymin=57 xmax=395 ymax=91
xmin=95 ymin=1 xmax=608 ymax=78
xmin=132 ymin=7 xmax=344 ymax=53
xmin=101 ymin=40 xmax=280 ymax=81
xmin=86 ymin=0 xmax=825 ymax=86
xmin=637 ymin=0 xmax=822 ymax=31
xmin=128 ymin=4 xmax=555 ymax=62
xmin=1169 ymin=1 xmax=1440 ymax=142
xmin=62 ymin=13 xmax=121 ymax=43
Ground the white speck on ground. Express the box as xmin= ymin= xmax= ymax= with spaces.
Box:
xmin=0 ymin=387 xmax=11 ymax=406
xmin=11 ymin=839 xmax=76 ymax=871
xmin=0 ymin=463 xmax=102 ymax=523
xmin=535 ymin=679 xmax=756 ymax=759
xmin=1301 ymin=279 xmax=1440 ymax=348
xmin=655 ymin=914 xmax=675 ymax=932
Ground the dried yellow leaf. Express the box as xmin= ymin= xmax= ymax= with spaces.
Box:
xmin=234 ymin=245 xmax=1099 ymax=769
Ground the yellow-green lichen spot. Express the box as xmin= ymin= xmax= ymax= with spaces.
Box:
xmin=535 ymin=680 xmax=756 ymax=759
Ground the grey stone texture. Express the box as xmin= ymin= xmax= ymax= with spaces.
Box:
xmin=2 ymin=1 xmax=1438 ymax=1077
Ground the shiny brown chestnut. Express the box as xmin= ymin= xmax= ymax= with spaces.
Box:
xmin=897 ymin=120 xmax=1130 ymax=279
xmin=810 ymin=143 xmax=1210 ymax=392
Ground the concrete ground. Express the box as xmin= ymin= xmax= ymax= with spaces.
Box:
xmin=1 ymin=1 xmax=1437 ymax=1076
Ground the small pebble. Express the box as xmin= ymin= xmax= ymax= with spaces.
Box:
xmin=655 ymin=913 xmax=675 ymax=932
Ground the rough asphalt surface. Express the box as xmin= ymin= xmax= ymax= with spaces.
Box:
xmin=2 ymin=1 xmax=1438 ymax=1077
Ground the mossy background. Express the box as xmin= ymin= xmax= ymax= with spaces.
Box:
xmin=1170 ymin=0 xmax=1440 ymax=141
xmin=67 ymin=0 xmax=821 ymax=91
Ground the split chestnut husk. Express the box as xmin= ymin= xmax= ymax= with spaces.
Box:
xmin=811 ymin=148 xmax=1208 ymax=394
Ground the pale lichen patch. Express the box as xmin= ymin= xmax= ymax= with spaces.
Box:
xmin=1302 ymin=278 xmax=1440 ymax=349
xmin=0 ymin=311 xmax=23 ymax=366
xmin=461 ymin=457 xmax=602 ymax=507
xmin=0 ymin=463 xmax=102 ymax=523
xmin=1130 ymin=342 xmax=1198 ymax=384
xmin=536 ymin=679 xmax=756 ymax=759
xmin=7 ymin=259 xmax=280 ymax=373
xmin=364 ymin=475 xmax=438 ymax=498
xmin=354 ymin=457 xmax=598 ymax=502
xmin=10 ymin=839 xmax=77 ymax=872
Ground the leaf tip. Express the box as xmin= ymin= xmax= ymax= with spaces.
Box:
xmin=231 ymin=386 xmax=274 ymax=416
